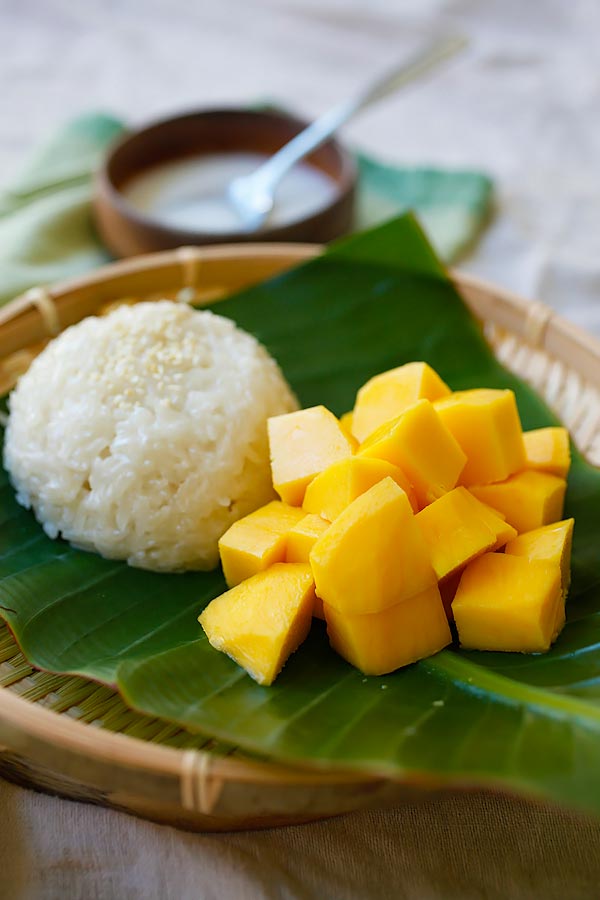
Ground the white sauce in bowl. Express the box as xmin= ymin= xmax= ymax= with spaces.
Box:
xmin=121 ymin=153 xmax=337 ymax=233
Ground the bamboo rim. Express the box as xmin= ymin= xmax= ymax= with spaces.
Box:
xmin=0 ymin=242 xmax=599 ymax=829
xmin=2 ymin=245 xmax=599 ymax=398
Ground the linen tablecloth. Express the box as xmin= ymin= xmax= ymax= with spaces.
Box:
xmin=2 ymin=0 xmax=600 ymax=898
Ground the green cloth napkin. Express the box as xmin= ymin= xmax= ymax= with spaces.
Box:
xmin=0 ymin=113 xmax=493 ymax=307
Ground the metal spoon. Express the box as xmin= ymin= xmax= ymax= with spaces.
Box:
xmin=227 ymin=34 xmax=467 ymax=232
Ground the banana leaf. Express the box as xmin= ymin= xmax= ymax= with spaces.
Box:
xmin=2 ymin=213 xmax=600 ymax=816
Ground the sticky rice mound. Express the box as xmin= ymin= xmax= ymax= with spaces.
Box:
xmin=4 ymin=301 xmax=297 ymax=572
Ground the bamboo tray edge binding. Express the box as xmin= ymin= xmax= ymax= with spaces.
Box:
xmin=0 ymin=243 xmax=598 ymax=832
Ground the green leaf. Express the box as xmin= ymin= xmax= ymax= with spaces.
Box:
xmin=2 ymin=213 xmax=600 ymax=816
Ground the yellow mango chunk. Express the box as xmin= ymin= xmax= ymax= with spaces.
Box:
xmin=286 ymin=513 xmax=330 ymax=563
xmin=471 ymin=500 xmax=518 ymax=550
xmin=352 ymin=362 xmax=451 ymax=442
xmin=267 ymin=405 xmax=356 ymax=506
xmin=429 ymin=495 xmax=516 ymax=623
xmin=199 ymin=563 xmax=315 ymax=685
xmin=505 ymin=518 xmax=574 ymax=597
xmin=303 ymin=456 xmax=417 ymax=521
xmin=310 ymin=477 xmax=436 ymax=615
xmin=324 ymin=585 xmax=452 ymax=676
xmin=524 ymin=427 xmax=571 ymax=478
xmin=505 ymin=518 xmax=574 ymax=636
xmin=358 ymin=400 xmax=466 ymax=508
xmin=469 ymin=471 xmax=566 ymax=534
xmin=453 ymin=553 xmax=562 ymax=652
xmin=434 ymin=389 xmax=526 ymax=486
xmin=286 ymin=514 xmax=329 ymax=619
xmin=339 ymin=411 xmax=355 ymax=440
xmin=218 ymin=500 xmax=305 ymax=587
xmin=241 ymin=500 xmax=305 ymax=530
xmin=416 ymin=487 xmax=498 ymax=581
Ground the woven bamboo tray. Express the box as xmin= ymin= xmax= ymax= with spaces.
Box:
xmin=0 ymin=243 xmax=598 ymax=833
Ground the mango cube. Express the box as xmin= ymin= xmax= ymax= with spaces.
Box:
xmin=426 ymin=496 xmax=517 ymax=623
xmin=310 ymin=477 xmax=436 ymax=615
xmin=286 ymin=513 xmax=329 ymax=618
xmin=523 ymin=427 xmax=571 ymax=478
xmin=469 ymin=470 xmax=566 ymax=534
xmin=505 ymin=518 xmax=574 ymax=635
xmin=324 ymin=585 xmax=451 ymax=676
xmin=218 ymin=500 xmax=305 ymax=587
xmin=416 ymin=487 xmax=499 ymax=581
xmin=434 ymin=389 xmax=526 ymax=486
xmin=339 ymin=411 xmax=355 ymax=440
xmin=453 ymin=553 xmax=562 ymax=652
xmin=242 ymin=500 xmax=305 ymax=530
xmin=358 ymin=399 xmax=466 ymax=508
xmin=199 ymin=563 xmax=315 ymax=685
xmin=268 ymin=405 xmax=355 ymax=506
xmin=352 ymin=362 xmax=451 ymax=442
xmin=303 ymin=456 xmax=417 ymax=521
xmin=286 ymin=513 xmax=330 ymax=564
xmin=471 ymin=500 xmax=518 ymax=550
xmin=505 ymin=518 xmax=574 ymax=596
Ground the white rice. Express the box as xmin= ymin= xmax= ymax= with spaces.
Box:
xmin=4 ymin=301 xmax=297 ymax=572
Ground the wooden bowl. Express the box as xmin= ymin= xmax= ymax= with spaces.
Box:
xmin=93 ymin=109 xmax=357 ymax=257
xmin=0 ymin=244 xmax=599 ymax=832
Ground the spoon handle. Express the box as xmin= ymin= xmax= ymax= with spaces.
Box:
xmin=252 ymin=34 xmax=467 ymax=191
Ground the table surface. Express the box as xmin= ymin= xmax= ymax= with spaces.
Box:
xmin=3 ymin=0 xmax=600 ymax=898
